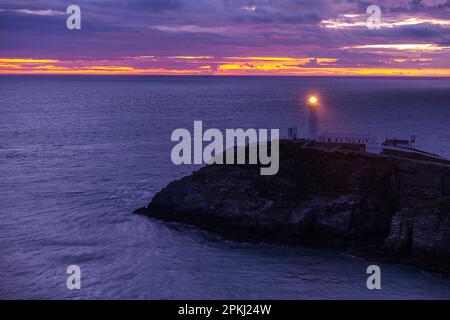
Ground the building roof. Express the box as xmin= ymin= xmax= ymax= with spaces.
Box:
xmin=382 ymin=139 xmax=410 ymax=147
xmin=320 ymin=132 xmax=374 ymax=139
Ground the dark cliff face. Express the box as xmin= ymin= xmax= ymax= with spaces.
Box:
xmin=136 ymin=141 xmax=450 ymax=274
xmin=384 ymin=198 xmax=450 ymax=272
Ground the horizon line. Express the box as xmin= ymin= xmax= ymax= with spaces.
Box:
xmin=1 ymin=72 xmax=450 ymax=78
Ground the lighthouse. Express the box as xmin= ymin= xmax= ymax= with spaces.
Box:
xmin=307 ymin=96 xmax=319 ymax=140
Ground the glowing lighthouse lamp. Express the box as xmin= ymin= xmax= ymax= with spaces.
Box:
xmin=307 ymin=96 xmax=319 ymax=141
xmin=308 ymin=96 xmax=318 ymax=104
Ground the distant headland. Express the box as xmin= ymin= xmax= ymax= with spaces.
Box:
xmin=135 ymin=140 xmax=450 ymax=275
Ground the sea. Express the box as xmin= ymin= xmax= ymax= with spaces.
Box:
xmin=1 ymin=75 xmax=450 ymax=299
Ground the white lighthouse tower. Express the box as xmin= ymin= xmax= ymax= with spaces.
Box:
xmin=307 ymin=96 xmax=319 ymax=140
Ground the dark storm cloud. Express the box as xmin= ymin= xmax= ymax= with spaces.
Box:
xmin=353 ymin=23 xmax=450 ymax=39
xmin=233 ymin=8 xmax=322 ymax=24
xmin=124 ymin=0 xmax=185 ymax=11
xmin=0 ymin=11 xmax=63 ymax=31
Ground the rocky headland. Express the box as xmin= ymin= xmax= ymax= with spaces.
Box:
xmin=135 ymin=141 xmax=450 ymax=274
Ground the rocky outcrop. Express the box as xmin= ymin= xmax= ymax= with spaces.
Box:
xmin=384 ymin=197 xmax=450 ymax=272
xmin=135 ymin=141 xmax=450 ymax=274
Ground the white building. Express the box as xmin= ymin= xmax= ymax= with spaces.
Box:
xmin=306 ymin=97 xmax=319 ymax=140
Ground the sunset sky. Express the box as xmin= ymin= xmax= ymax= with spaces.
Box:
xmin=1 ymin=0 xmax=450 ymax=76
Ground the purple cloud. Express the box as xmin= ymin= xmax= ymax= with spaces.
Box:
xmin=0 ymin=0 xmax=449 ymax=74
